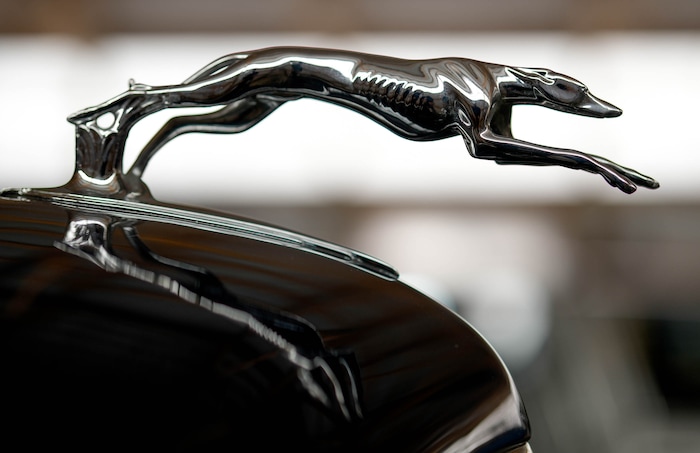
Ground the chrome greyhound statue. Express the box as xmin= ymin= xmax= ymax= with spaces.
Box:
xmin=67 ymin=46 xmax=658 ymax=195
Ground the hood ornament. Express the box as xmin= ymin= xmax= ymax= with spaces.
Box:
xmin=60 ymin=46 xmax=657 ymax=197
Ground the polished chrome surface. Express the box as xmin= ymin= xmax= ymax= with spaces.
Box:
xmin=61 ymin=46 xmax=658 ymax=196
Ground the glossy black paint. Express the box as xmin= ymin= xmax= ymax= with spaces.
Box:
xmin=0 ymin=194 xmax=530 ymax=452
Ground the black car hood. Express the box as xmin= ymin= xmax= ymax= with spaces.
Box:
xmin=0 ymin=190 xmax=529 ymax=452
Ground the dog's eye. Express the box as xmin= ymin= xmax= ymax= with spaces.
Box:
xmin=550 ymin=82 xmax=580 ymax=102
xmin=557 ymin=82 xmax=577 ymax=94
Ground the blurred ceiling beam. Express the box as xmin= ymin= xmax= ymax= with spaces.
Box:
xmin=1 ymin=0 xmax=698 ymax=38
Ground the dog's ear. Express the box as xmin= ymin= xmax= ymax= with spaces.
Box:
xmin=509 ymin=67 xmax=555 ymax=85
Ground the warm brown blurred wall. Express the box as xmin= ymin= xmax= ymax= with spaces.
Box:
xmin=2 ymin=3 xmax=699 ymax=453
xmin=1 ymin=0 xmax=699 ymax=37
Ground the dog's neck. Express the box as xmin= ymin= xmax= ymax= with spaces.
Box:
xmin=496 ymin=67 xmax=547 ymax=104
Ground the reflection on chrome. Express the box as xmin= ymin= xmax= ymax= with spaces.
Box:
xmin=63 ymin=46 xmax=657 ymax=195
xmin=54 ymin=212 xmax=364 ymax=422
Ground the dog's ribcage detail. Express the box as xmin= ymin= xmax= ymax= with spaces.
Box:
xmin=352 ymin=73 xmax=435 ymax=115
xmin=346 ymin=58 xmax=497 ymax=137
xmin=339 ymin=58 xmax=491 ymax=139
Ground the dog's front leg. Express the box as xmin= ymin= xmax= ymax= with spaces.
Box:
xmin=474 ymin=131 xmax=658 ymax=193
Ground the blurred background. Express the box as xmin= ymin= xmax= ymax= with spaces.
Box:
xmin=1 ymin=1 xmax=699 ymax=452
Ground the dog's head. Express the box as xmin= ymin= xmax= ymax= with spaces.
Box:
xmin=509 ymin=67 xmax=622 ymax=118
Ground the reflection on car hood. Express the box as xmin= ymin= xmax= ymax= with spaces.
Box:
xmin=0 ymin=189 xmax=530 ymax=452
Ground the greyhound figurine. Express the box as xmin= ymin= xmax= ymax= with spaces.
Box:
xmin=68 ymin=46 xmax=658 ymax=194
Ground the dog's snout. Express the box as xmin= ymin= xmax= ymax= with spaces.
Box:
xmin=582 ymin=92 xmax=623 ymax=118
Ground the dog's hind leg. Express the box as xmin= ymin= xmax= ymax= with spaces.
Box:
xmin=127 ymin=94 xmax=288 ymax=177
xmin=473 ymin=131 xmax=659 ymax=193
